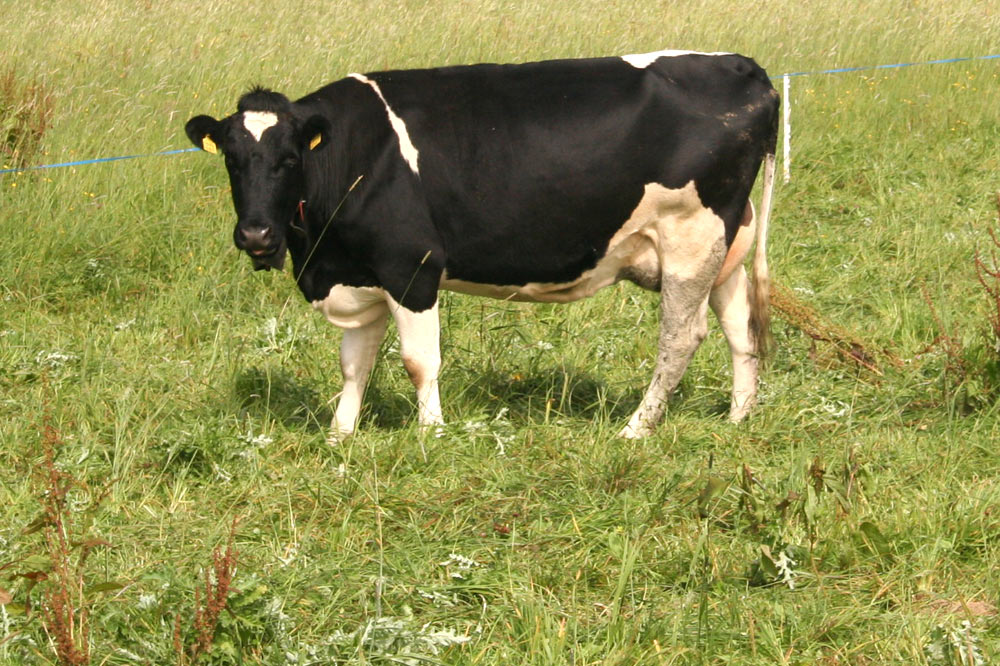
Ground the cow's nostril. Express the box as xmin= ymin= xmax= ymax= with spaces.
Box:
xmin=239 ymin=226 xmax=272 ymax=250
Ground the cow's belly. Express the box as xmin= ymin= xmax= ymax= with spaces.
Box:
xmin=441 ymin=233 xmax=656 ymax=303
xmin=312 ymin=285 xmax=389 ymax=328
xmin=440 ymin=181 xmax=730 ymax=303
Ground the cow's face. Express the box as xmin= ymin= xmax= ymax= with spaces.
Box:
xmin=186 ymin=95 xmax=327 ymax=271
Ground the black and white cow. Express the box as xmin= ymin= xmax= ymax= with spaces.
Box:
xmin=186 ymin=49 xmax=779 ymax=440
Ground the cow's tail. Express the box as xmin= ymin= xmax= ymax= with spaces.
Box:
xmin=750 ymin=151 xmax=775 ymax=360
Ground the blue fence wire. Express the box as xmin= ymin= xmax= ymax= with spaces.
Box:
xmin=778 ymin=52 xmax=1000 ymax=79
xmin=1 ymin=53 xmax=998 ymax=177
xmin=0 ymin=147 xmax=199 ymax=176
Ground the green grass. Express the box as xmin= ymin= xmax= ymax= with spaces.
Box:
xmin=2 ymin=0 xmax=1000 ymax=663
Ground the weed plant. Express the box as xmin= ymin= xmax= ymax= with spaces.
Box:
xmin=2 ymin=0 xmax=1000 ymax=663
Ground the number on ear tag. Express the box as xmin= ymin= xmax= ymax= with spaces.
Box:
xmin=309 ymin=134 xmax=322 ymax=150
xmin=202 ymin=136 xmax=218 ymax=154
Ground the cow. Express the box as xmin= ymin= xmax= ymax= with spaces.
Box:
xmin=185 ymin=49 xmax=779 ymax=440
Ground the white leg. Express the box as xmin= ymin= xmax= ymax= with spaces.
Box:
xmin=619 ymin=280 xmax=711 ymax=439
xmin=386 ymin=295 xmax=444 ymax=430
xmin=330 ymin=313 xmax=389 ymax=441
xmin=709 ymin=265 xmax=758 ymax=422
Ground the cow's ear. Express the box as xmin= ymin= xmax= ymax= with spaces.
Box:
xmin=300 ymin=114 xmax=330 ymax=152
xmin=186 ymin=115 xmax=223 ymax=154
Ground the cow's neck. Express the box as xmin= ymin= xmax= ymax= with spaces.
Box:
xmin=285 ymin=87 xmax=396 ymax=301
xmin=288 ymin=191 xmax=376 ymax=303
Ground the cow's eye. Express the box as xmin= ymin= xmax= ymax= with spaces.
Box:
xmin=270 ymin=157 xmax=297 ymax=175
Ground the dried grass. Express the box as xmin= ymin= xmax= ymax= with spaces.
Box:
xmin=0 ymin=66 xmax=54 ymax=167
xmin=771 ymin=282 xmax=901 ymax=375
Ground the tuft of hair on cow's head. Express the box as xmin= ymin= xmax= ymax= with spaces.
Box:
xmin=237 ymin=87 xmax=291 ymax=114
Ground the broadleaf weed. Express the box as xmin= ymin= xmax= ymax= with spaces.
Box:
xmin=2 ymin=397 xmax=116 ymax=665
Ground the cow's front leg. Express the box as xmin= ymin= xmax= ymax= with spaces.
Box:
xmin=386 ymin=295 xmax=444 ymax=430
xmin=330 ymin=312 xmax=390 ymax=441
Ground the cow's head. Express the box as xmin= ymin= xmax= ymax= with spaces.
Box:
xmin=185 ymin=89 xmax=329 ymax=271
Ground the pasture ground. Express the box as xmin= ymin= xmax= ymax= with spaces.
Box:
xmin=2 ymin=0 xmax=1000 ymax=663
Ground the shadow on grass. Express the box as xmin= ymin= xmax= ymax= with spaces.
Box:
xmin=232 ymin=363 xmax=723 ymax=434
xmin=233 ymin=366 xmax=414 ymax=432
xmin=473 ymin=365 xmax=736 ymax=423
xmin=234 ymin=367 xmax=332 ymax=431
xmin=448 ymin=365 xmax=647 ymax=424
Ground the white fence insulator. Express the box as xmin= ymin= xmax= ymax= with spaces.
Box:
xmin=782 ymin=74 xmax=791 ymax=184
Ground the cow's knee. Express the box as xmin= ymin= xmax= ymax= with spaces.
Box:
xmin=402 ymin=352 xmax=440 ymax=389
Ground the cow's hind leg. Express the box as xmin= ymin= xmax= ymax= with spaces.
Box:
xmin=619 ymin=275 xmax=713 ymax=439
xmin=330 ymin=312 xmax=390 ymax=442
xmin=709 ymin=264 xmax=758 ymax=422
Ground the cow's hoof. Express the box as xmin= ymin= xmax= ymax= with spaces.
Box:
xmin=327 ymin=428 xmax=355 ymax=445
xmin=728 ymin=409 xmax=750 ymax=424
xmin=617 ymin=423 xmax=653 ymax=439
xmin=417 ymin=423 xmax=446 ymax=439
xmin=727 ymin=395 xmax=757 ymax=423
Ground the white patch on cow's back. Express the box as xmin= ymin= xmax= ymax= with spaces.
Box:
xmin=349 ymin=73 xmax=420 ymax=175
xmin=622 ymin=49 xmax=732 ymax=69
xmin=440 ymin=181 xmax=727 ymax=302
xmin=312 ymin=285 xmax=389 ymax=329
xmin=243 ymin=111 xmax=279 ymax=142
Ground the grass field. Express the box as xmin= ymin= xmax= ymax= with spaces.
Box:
xmin=2 ymin=0 xmax=1000 ymax=663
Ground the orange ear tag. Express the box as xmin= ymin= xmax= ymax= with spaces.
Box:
xmin=309 ymin=134 xmax=322 ymax=150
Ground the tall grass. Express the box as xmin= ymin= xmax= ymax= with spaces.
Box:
xmin=2 ymin=0 xmax=1000 ymax=663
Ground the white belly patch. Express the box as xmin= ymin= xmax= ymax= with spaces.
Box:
xmin=440 ymin=181 xmax=728 ymax=302
xmin=312 ymin=285 xmax=389 ymax=328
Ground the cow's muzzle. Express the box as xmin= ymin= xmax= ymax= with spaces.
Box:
xmin=248 ymin=244 xmax=287 ymax=271
xmin=236 ymin=225 xmax=287 ymax=271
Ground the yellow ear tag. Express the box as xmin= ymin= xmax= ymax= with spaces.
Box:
xmin=309 ymin=134 xmax=322 ymax=150
xmin=202 ymin=136 xmax=218 ymax=154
